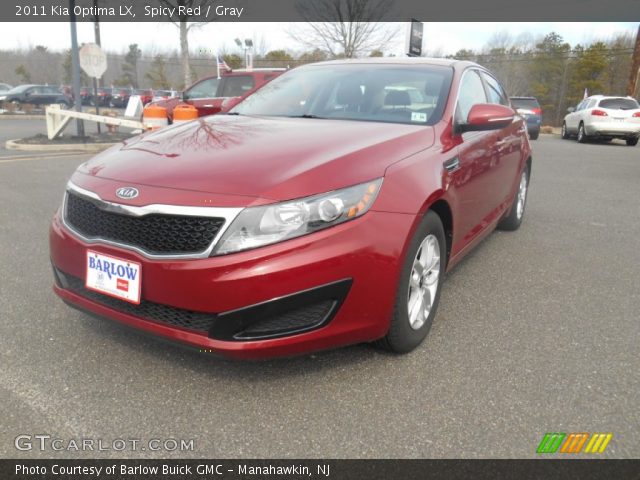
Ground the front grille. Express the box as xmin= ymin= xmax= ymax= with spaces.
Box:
xmin=65 ymin=192 xmax=225 ymax=255
xmin=62 ymin=272 xmax=214 ymax=334
xmin=238 ymin=301 xmax=334 ymax=338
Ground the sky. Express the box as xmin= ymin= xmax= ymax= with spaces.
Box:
xmin=0 ymin=22 xmax=638 ymax=57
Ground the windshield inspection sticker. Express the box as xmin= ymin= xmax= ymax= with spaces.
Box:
xmin=411 ymin=112 xmax=427 ymax=122
xmin=86 ymin=251 xmax=141 ymax=304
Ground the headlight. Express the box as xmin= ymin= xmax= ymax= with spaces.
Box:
xmin=213 ymin=178 xmax=383 ymax=255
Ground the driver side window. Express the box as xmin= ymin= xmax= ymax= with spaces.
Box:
xmin=456 ymin=70 xmax=487 ymax=124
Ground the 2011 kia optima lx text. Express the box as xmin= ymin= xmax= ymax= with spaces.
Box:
xmin=50 ymin=59 xmax=532 ymax=359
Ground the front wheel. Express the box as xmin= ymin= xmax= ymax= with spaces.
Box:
xmin=529 ymin=130 xmax=539 ymax=140
xmin=561 ymin=122 xmax=570 ymax=139
xmin=626 ymin=137 xmax=638 ymax=147
xmin=498 ymin=167 xmax=529 ymax=231
xmin=375 ymin=211 xmax=446 ymax=353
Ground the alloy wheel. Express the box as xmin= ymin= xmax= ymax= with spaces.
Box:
xmin=407 ymin=234 xmax=441 ymax=330
xmin=516 ymin=169 xmax=528 ymax=220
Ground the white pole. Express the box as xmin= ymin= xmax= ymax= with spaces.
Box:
xmin=216 ymin=54 xmax=221 ymax=79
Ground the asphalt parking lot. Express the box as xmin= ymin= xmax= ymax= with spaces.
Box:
xmin=0 ymin=135 xmax=638 ymax=459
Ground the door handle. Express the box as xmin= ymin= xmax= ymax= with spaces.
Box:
xmin=443 ymin=156 xmax=460 ymax=172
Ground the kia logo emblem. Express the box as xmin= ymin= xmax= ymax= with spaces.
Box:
xmin=115 ymin=187 xmax=139 ymax=199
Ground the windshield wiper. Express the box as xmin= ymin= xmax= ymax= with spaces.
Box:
xmin=226 ymin=112 xmax=241 ymax=115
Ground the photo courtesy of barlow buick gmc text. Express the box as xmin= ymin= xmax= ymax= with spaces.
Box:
xmin=1 ymin=0 xmax=640 ymax=478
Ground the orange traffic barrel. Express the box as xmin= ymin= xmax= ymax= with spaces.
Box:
xmin=143 ymin=104 xmax=168 ymax=130
xmin=173 ymin=104 xmax=198 ymax=124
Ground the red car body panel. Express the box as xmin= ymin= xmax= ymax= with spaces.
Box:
xmin=50 ymin=59 xmax=531 ymax=358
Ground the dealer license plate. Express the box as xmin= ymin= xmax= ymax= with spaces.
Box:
xmin=86 ymin=250 xmax=141 ymax=304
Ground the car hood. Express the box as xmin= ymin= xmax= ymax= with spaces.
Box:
xmin=76 ymin=115 xmax=434 ymax=204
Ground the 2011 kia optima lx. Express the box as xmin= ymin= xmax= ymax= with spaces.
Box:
xmin=50 ymin=59 xmax=532 ymax=359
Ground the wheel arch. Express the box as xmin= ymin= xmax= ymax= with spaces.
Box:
xmin=426 ymin=198 xmax=453 ymax=267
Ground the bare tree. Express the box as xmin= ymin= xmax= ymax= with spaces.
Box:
xmin=157 ymin=0 xmax=217 ymax=88
xmin=289 ymin=0 xmax=398 ymax=58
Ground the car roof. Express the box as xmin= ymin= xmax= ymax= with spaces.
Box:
xmin=306 ymin=57 xmax=477 ymax=71
xmin=587 ymin=95 xmax=636 ymax=100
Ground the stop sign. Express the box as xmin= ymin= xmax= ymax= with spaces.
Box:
xmin=79 ymin=43 xmax=107 ymax=79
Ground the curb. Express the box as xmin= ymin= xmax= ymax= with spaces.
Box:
xmin=5 ymin=138 xmax=117 ymax=152
xmin=0 ymin=114 xmax=46 ymax=120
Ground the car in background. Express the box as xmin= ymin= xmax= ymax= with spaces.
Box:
xmin=0 ymin=83 xmax=12 ymax=93
xmin=110 ymin=88 xmax=132 ymax=108
xmin=510 ymin=96 xmax=541 ymax=140
xmin=151 ymin=89 xmax=179 ymax=103
xmin=79 ymin=87 xmax=94 ymax=105
xmin=135 ymin=89 xmax=154 ymax=105
xmin=562 ymin=95 xmax=640 ymax=146
xmin=0 ymin=84 xmax=72 ymax=108
xmin=150 ymin=68 xmax=286 ymax=121
xmin=94 ymin=87 xmax=112 ymax=107
xmin=50 ymin=58 xmax=532 ymax=358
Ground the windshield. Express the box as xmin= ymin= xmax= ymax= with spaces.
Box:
xmin=598 ymin=98 xmax=639 ymax=110
xmin=231 ymin=64 xmax=454 ymax=126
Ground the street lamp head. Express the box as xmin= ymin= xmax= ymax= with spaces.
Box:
xmin=234 ymin=38 xmax=242 ymax=47
xmin=244 ymin=39 xmax=253 ymax=48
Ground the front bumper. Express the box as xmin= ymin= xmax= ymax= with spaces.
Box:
xmin=50 ymin=208 xmax=416 ymax=359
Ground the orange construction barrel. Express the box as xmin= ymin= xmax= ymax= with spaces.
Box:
xmin=173 ymin=104 xmax=199 ymax=124
xmin=143 ymin=104 xmax=168 ymax=130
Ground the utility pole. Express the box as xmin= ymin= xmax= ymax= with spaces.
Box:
xmin=556 ymin=55 xmax=572 ymax=126
xmin=93 ymin=0 xmax=101 ymax=133
xmin=626 ymin=25 xmax=640 ymax=97
xmin=69 ymin=0 xmax=85 ymax=137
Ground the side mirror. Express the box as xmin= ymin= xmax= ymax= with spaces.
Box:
xmin=567 ymin=106 xmax=575 ymax=113
xmin=458 ymin=104 xmax=515 ymax=133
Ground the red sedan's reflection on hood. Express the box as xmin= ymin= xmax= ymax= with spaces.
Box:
xmin=78 ymin=115 xmax=435 ymax=201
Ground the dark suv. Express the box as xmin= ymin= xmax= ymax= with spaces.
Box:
xmin=0 ymin=84 xmax=72 ymax=109
xmin=510 ymin=96 xmax=542 ymax=140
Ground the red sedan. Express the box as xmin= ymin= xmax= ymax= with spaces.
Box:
xmin=50 ymin=59 xmax=531 ymax=359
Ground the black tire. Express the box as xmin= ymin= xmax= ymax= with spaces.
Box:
xmin=498 ymin=166 xmax=529 ymax=231
xmin=626 ymin=137 xmax=638 ymax=147
xmin=375 ymin=211 xmax=446 ymax=353
xmin=561 ymin=122 xmax=570 ymax=139
xmin=577 ymin=123 xmax=588 ymax=143
xmin=529 ymin=130 xmax=539 ymax=140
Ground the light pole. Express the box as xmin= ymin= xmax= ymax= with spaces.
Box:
xmin=234 ymin=38 xmax=254 ymax=69
xmin=69 ymin=0 xmax=85 ymax=137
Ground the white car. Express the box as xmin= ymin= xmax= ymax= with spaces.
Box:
xmin=562 ymin=95 xmax=640 ymax=146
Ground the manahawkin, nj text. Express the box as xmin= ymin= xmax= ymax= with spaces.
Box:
xmin=15 ymin=4 xmax=245 ymax=19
